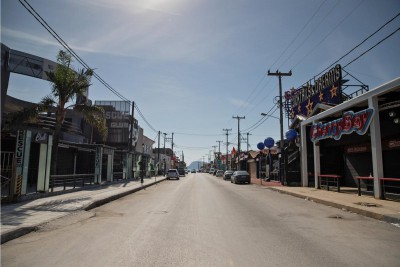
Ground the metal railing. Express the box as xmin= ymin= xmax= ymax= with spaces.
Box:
xmin=50 ymin=173 xmax=94 ymax=192
xmin=356 ymin=176 xmax=400 ymax=199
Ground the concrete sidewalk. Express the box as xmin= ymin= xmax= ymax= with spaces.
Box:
xmin=1 ymin=177 xmax=166 ymax=244
xmin=250 ymin=177 xmax=400 ymax=224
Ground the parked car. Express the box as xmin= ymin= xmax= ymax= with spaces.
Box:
xmin=223 ymin=170 xmax=234 ymax=180
xmin=167 ymin=169 xmax=180 ymax=180
xmin=191 ymin=169 xmax=196 ymax=173
xmin=177 ymin=168 xmax=186 ymax=176
xmin=231 ymin=171 xmax=250 ymax=184
xmin=216 ymin=170 xmax=224 ymax=177
xmin=208 ymin=168 xmax=215 ymax=174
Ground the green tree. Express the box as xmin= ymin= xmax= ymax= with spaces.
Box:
xmin=8 ymin=50 xmax=107 ymax=175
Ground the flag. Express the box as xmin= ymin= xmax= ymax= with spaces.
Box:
xmin=232 ymin=147 xmax=236 ymax=155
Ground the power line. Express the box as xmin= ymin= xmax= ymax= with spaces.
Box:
xmin=174 ymin=144 xmax=211 ymax=150
xmin=233 ymin=1 xmax=328 ymax=119
xmin=243 ymin=107 xmax=279 ymax=133
xmin=19 ymin=0 xmax=159 ymax=134
xmin=174 ymin=132 xmax=224 ymax=137
xmin=291 ymin=6 xmax=399 ymax=92
xmin=278 ymin=0 xmax=342 ymax=70
xmin=316 ymin=11 xmax=400 ymax=77
xmin=270 ymin=0 xmax=328 ymax=71
xmin=343 ymin=26 xmax=400 ymax=68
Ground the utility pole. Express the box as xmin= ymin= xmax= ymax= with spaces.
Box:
xmin=232 ymin=116 xmax=245 ymax=170
xmin=163 ymin=133 xmax=167 ymax=175
xmin=223 ymin=128 xmax=232 ymax=170
xmin=129 ymin=101 xmax=135 ymax=152
xmin=157 ymin=131 xmax=160 ymax=174
xmin=246 ymin=133 xmax=252 ymax=152
xmin=212 ymin=145 xmax=217 ymax=167
xmin=216 ymin=140 xmax=223 ymax=154
xmin=268 ymin=70 xmax=292 ymax=185
xmin=171 ymin=132 xmax=174 ymax=152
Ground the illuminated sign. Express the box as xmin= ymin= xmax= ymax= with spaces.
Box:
xmin=286 ymin=64 xmax=342 ymax=118
xmin=310 ymin=108 xmax=374 ymax=142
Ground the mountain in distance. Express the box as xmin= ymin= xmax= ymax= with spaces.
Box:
xmin=187 ymin=161 xmax=204 ymax=170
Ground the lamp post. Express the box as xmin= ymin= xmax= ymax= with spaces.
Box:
xmin=257 ymin=142 xmax=265 ymax=185
xmin=261 ymin=113 xmax=279 ymax=183
xmin=264 ymin=137 xmax=275 ymax=182
xmin=261 ymin=112 xmax=280 ymax=120
xmin=163 ymin=158 xmax=166 ymax=177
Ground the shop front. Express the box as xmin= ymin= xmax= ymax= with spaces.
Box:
xmin=300 ymin=77 xmax=400 ymax=199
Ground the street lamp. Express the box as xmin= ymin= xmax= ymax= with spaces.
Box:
xmin=163 ymin=158 xmax=166 ymax=176
xmin=261 ymin=113 xmax=280 ymax=120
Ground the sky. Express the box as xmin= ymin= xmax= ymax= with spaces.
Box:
xmin=2 ymin=0 xmax=400 ymax=165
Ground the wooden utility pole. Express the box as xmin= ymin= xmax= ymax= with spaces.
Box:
xmin=223 ymin=128 xmax=232 ymax=170
xmin=216 ymin=140 xmax=223 ymax=154
xmin=246 ymin=133 xmax=252 ymax=152
xmin=267 ymin=70 xmax=292 ymax=184
xmin=232 ymin=116 xmax=245 ymax=170
xmin=129 ymin=101 xmax=135 ymax=152
xmin=157 ymin=131 xmax=160 ymax=171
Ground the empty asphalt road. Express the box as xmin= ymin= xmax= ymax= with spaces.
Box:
xmin=2 ymin=172 xmax=400 ymax=266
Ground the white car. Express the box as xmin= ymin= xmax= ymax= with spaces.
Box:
xmin=167 ymin=169 xmax=180 ymax=180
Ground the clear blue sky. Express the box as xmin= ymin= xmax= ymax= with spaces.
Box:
xmin=2 ymin=0 xmax=400 ymax=165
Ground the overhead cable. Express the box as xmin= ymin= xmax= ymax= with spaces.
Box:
xmin=19 ymin=0 xmax=159 ymax=134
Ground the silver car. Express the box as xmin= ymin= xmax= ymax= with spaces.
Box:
xmin=167 ymin=169 xmax=180 ymax=180
xmin=223 ymin=170 xmax=234 ymax=180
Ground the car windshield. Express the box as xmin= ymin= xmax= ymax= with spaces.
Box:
xmin=235 ymin=171 xmax=249 ymax=175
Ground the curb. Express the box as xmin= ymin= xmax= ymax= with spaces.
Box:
xmin=267 ymin=187 xmax=400 ymax=224
xmin=84 ymin=178 xmax=165 ymax=210
xmin=1 ymin=178 xmax=165 ymax=244
xmin=1 ymin=226 xmax=37 ymax=245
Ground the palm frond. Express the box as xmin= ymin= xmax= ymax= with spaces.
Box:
xmin=74 ymin=104 xmax=108 ymax=141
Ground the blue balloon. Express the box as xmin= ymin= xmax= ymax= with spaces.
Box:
xmin=257 ymin=142 xmax=265 ymax=150
xmin=264 ymin=137 xmax=274 ymax=148
xmin=286 ymin=129 xmax=298 ymax=141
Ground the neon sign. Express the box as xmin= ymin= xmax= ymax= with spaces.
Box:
xmin=310 ymin=108 xmax=374 ymax=142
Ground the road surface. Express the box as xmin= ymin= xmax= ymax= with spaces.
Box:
xmin=2 ymin=172 xmax=400 ymax=266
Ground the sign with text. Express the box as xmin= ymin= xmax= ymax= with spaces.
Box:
xmin=310 ymin=108 xmax=374 ymax=142
xmin=286 ymin=64 xmax=342 ymax=118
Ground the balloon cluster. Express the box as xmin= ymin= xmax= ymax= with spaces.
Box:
xmin=257 ymin=137 xmax=275 ymax=150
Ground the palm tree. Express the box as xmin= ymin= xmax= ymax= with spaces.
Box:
xmin=8 ymin=50 xmax=107 ymax=175
xmin=46 ymin=50 xmax=108 ymax=175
